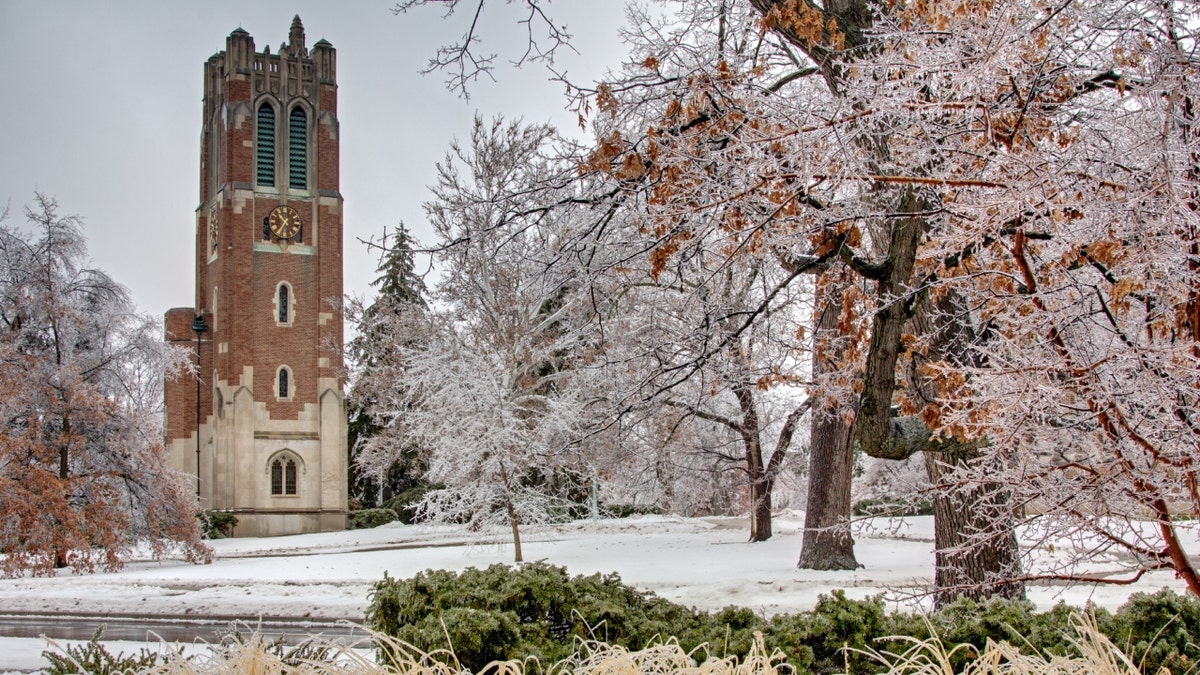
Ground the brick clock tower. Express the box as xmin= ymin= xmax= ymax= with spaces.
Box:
xmin=165 ymin=17 xmax=347 ymax=536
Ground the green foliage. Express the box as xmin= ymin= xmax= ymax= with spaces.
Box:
xmin=877 ymin=592 xmax=1200 ymax=675
xmin=197 ymin=510 xmax=238 ymax=539
xmin=602 ymin=503 xmax=665 ymax=518
xmin=368 ymin=565 xmax=1200 ymax=675
xmin=765 ymin=590 xmax=887 ymax=673
xmin=367 ymin=563 xmax=721 ymax=671
xmin=43 ymin=626 xmax=171 ymax=674
xmin=346 ymin=223 xmax=430 ymax=510
xmin=383 ymin=484 xmax=439 ymax=524
xmin=1099 ymin=589 xmax=1200 ymax=674
xmin=350 ymin=507 xmax=401 ymax=529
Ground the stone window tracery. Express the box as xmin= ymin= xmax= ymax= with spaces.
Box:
xmin=270 ymin=455 xmax=298 ymax=496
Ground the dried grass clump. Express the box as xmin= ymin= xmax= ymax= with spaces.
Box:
xmin=558 ymin=634 xmax=788 ymax=675
xmin=47 ymin=613 xmax=1166 ymax=675
xmin=851 ymin=613 xmax=1157 ymax=675
xmin=57 ymin=630 xmax=789 ymax=675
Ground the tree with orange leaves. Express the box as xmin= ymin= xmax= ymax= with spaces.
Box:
xmin=400 ymin=0 xmax=1200 ymax=602
xmin=0 ymin=194 xmax=211 ymax=576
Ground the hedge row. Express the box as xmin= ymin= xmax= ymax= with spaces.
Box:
xmin=366 ymin=562 xmax=1200 ymax=674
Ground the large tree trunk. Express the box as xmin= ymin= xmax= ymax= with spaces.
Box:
xmin=915 ymin=292 xmax=1025 ymax=606
xmin=734 ymin=382 xmax=772 ymax=541
xmin=925 ymin=449 xmax=1023 ymax=608
xmin=798 ymin=293 xmax=859 ymax=569
xmin=749 ymin=0 xmax=1022 ymax=597
xmin=749 ymin=475 xmax=773 ymax=541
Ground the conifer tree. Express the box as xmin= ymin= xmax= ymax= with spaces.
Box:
xmin=347 ymin=224 xmax=428 ymax=509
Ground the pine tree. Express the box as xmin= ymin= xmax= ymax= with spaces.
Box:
xmin=347 ymin=225 xmax=429 ymax=510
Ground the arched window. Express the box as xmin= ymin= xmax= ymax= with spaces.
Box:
xmin=275 ymin=282 xmax=294 ymax=326
xmin=270 ymin=456 xmax=298 ymax=496
xmin=278 ymin=285 xmax=289 ymax=324
xmin=256 ymin=104 xmax=276 ymax=187
xmin=288 ymin=107 xmax=307 ymax=189
xmin=277 ymin=366 xmax=290 ymax=399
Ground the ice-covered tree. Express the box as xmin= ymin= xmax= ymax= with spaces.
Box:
xmin=0 ymin=194 xmax=211 ymax=576
xmin=356 ymin=119 xmax=596 ymax=561
xmin=399 ymin=0 xmax=1200 ymax=601
xmin=915 ymin=0 xmax=1200 ymax=595
xmin=589 ymin=212 xmax=815 ymax=540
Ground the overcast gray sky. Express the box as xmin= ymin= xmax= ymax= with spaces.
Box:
xmin=0 ymin=1 xmax=627 ymax=315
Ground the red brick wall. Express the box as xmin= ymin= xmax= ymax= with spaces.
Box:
xmin=169 ymin=23 xmax=342 ymax=446
xmin=164 ymin=307 xmax=212 ymax=443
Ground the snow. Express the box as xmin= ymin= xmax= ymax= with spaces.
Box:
xmin=0 ymin=512 xmax=1194 ymax=672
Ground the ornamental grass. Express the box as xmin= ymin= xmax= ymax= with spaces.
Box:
xmin=44 ymin=613 xmax=1167 ymax=675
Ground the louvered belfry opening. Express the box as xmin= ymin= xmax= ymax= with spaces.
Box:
xmin=288 ymin=107 xmax=307 ymax=189
xmin=256 ymin=104 xmax=276 ymax=186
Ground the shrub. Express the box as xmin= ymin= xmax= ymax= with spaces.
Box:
xmin=764 ymin=591 xmax=887 ymax=673
xmin=602 ymin=503 xmax=665 ymax=519
xmin=368 ymin=565 xmax=1200 ymax=675
xmin=197 ymin=510 xmax=238 ymax=539
xmin=43 ymin=626 xmax=172 ymax=674
xmin=367 ymin=563 xmax=723 ymax=671
xmin=878 ymin=591 xmax=1200 ymax=674
xmin=855 ymin=612 xmax=1142 ymax=675
xmin=40 ymin=619 xmax=1168 ymax=675
xmin=1099 ymin=589 xmax=1200 ymax=674
xmin=350 ymin=508 xmax=400 ymax=529
xmin=383 ymin=485 xmax=436 ymax=524
xmin=214 ymin=624 xmax=338 ymax=667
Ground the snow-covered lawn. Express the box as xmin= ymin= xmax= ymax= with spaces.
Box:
xmin=0 ymin=512 xmax=1195 ymax=672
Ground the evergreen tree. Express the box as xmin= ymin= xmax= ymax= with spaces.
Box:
xmin=346 ymin=225 xmax=429 ymax=511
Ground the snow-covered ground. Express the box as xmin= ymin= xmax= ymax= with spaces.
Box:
xmin=1 ymin=512 xmax=1195 ymax=672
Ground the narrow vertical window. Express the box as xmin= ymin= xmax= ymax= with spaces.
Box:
xmin=278 ymin=285 xmax=289 ymax=324
xmin=278 ymin=368 xmax=289 ymax=398
xmin=288 ymin=107 xmax=307 ymax=189
xmin=284 ymin=459 xmax=297 ymax=495
xmin=256 ymin=104 xmax=276 ymax=186
xmin=271 ymin=459 xmax=284 ymax=495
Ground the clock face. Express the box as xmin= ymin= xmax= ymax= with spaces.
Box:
xmin=268 ymin=205 xmax=302 ymax=239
